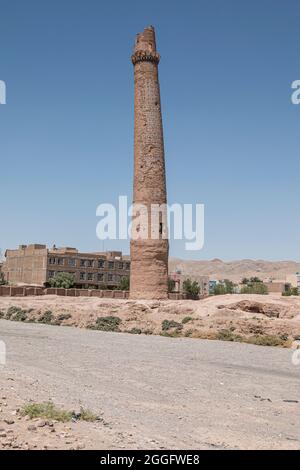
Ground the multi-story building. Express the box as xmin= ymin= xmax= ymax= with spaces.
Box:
xmin=2 ymin=244 xmax=130 ymax=289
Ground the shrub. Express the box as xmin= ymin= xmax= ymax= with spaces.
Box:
xmin=21 ymin=402 xmax=72 ymax=422
xmin=184 ymin=329 xmax=193 ymax=337
xmin=49 ymin=272 xmax=75 ymax=289
xmin=6 ymin=306 xmax=21 ymax=319
xmin=182 ymin=316 xmax=193 ymax=324
xmin=161 ymin=319 xmax=183 ymax=331
xmin=129 ymin=327 xmax=142 ymax=334
xmin=38 ymin=310 xmax=54 ymax=324
xmin=217 ymin=329 xmax=242 ymax=342
xmin=246 ymin=334 xmax=287 ymax=347
xmin=57 ymin=313 xmax=72 ymax=321
xmin=21 ymin=401 xmax=99 ymax=423
xmin=91 ymin=316 xmax=121 ymax=332
xmin=6 ymin=306 xmax=28 ymax=321
xmin=12 ymin=309 xmax=28 ymax=322
xmin=76 ymin=407 xmax=98 ymax=422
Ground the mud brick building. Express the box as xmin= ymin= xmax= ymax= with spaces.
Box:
xmin=3 ymin=244 xmax=130 ymax=289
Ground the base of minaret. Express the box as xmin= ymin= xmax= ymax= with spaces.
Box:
xmin=129 ymin=239 xmax=169 ymax=300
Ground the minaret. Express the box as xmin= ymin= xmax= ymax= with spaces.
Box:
xmin=130 ymin=26 xmax=169 ymax=300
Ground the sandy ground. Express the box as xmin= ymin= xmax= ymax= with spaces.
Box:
xmin=0 ymin=320 xmax=299 ymax=450
xmin=0 ymin=293 xmax=299 ymax=346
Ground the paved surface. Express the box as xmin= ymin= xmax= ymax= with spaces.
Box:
xmin=0 ymin=320 xmax=299 ymax=449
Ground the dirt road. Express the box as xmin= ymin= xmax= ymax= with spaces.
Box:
xmin=0 ymin=320 xmax=299 ymax=449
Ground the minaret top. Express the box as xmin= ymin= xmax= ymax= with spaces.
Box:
xmin=131 ymin=26 xmax=160 ymax=65
xmin=134 ymin=26 xmax=157 ymax=53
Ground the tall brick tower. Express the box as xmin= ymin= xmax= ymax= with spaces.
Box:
xmin=130 ymin=26 xmax=169 ymax=300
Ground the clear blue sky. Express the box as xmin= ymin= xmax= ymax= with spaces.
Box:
xmin=1 ymin=0 xmax=299 ymax=260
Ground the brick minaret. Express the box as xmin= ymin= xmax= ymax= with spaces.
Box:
xmin=130 ymin=26 xmax=169 ymax=300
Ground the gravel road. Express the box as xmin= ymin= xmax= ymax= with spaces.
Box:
xmin=0 ymin=320 xmax=299 ymax=449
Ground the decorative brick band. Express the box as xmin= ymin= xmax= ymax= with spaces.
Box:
xmin=131 ymin=51 xmax=160 ymax=65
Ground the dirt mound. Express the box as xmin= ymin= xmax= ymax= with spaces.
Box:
xmin=0 ymin=293 xmax=299 ymax=348
xmin=220 ymin=300 xmax=289 ymax=318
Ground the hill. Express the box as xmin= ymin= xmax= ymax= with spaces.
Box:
xmin=169 ymin=258 xmax=300 ymax=282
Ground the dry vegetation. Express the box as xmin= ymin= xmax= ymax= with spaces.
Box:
xmin=0 ymin=293 xmax=300 ymax=348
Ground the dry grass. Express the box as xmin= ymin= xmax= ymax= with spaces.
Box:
xmin=21 ymin=401 xmax=98 ymax=422
xmin=21 ymin=402 xmax=72 ymax=422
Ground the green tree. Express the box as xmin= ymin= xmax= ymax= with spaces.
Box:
xmin=168 ymin=278 xmax=176 ymax=293
xmin=241 ymin=277 xmax=249 ymax=285
xmin=212 ymin=279 xmax=235 ymax=295
xmin=223 ymin=279 xmax=235 ymax=294
xmin=212 ymin=284 xmax=227 ymax=295
xmin=282 ymin=283 xmax=293 ymax=296
xmin=182 ymin=279 xmax=200 ymax=297
xmin=241 ymin=283 xmax=268 ymax=295
xmin=119 ymin=276 xmax=130 ymax=291
xmin=49 ymin=272 xmax=75 ymax=289
xmin=249 ymin=277 xmax=263 ymax=284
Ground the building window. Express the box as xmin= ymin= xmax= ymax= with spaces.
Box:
xmin=125 ymin=262 xmax=130 ymax=270
xmin=107 ymin=273 xmax=114 ymax=282
xmin=48 ymin=271 xmax=55 ymax=278
xmin=79 ymin=272 xmax=85 ymax=280
xmin=68 ymin=258 xmax=76 ymax=267
xmin=87 ymin=260 xmax=94 ymax=268
xmin=118 ymin=262 xmax=123 ymax=269
xmin=57 ymin=258 xmax=64 ymax=266
xmin=97 ymin=273 xmax=104 ymax=282
xmin=98 ymin=259 xmax=105 ymax=268
xmin=80 ymin=259 xmax=86 ymax=267
xmin=87 ymin=273 xmax=93 ymax=281
xmin=49 ymin=257 xmax=56 ymax=265
xmin=108 ymin=261 xmax=114 ymax=270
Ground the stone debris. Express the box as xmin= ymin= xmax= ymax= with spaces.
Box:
xmin=4 ymin=419 xmax=15 ymax=425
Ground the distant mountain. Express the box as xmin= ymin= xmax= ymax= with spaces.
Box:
xmin=169 ymin=258 xmax=300 ymax=282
